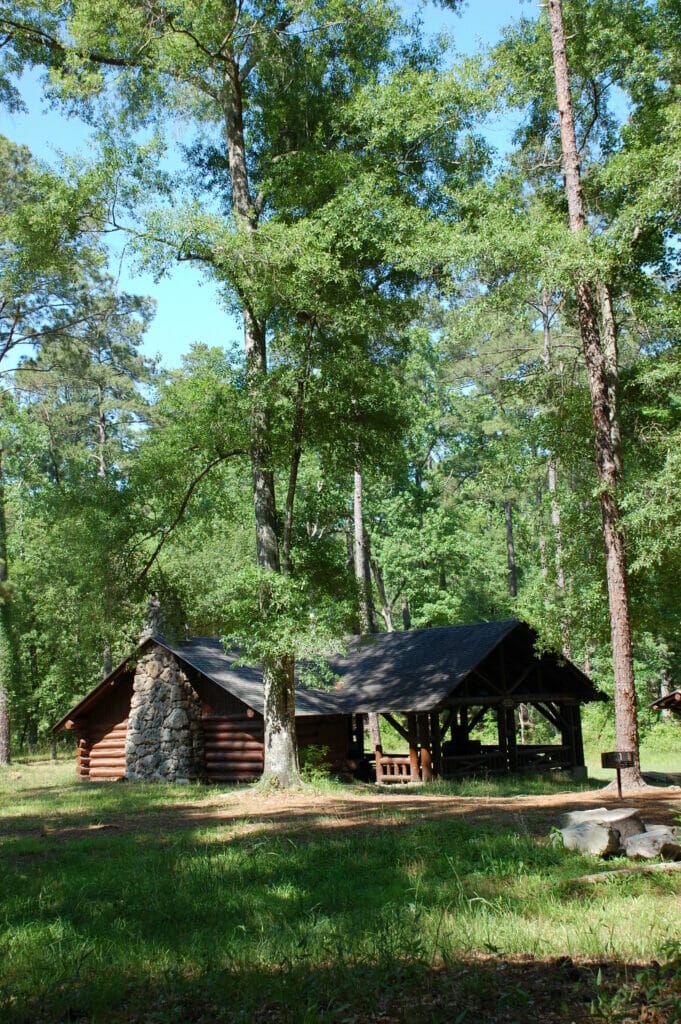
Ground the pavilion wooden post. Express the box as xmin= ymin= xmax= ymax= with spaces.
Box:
xmin=407 ymin=713 xmax=420 ymax=782
xmin=459 ymin=706 xmax=469 ymax=735
xmin=561 ymin=702 xmax=585 ymax=769
xmin=418 ymin=714 xmax=433 ymax=782
xmin=497 ymin=702 xmax=518 ymax=772
xmin=350 ymin=713 xmax=365 ymax=758
xmin=430 ymin=711 xmax=442 ymax=777
xmin=505 ymin=702 xmax=518 ymax=771
xmin=374 ymin=742 xmax=383 ymax=783
xmin=496 ymin=705 xmax=506 ymax=768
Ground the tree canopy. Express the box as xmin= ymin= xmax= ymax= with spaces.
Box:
xmin=0 ymin=0 xmax=679 ymax=770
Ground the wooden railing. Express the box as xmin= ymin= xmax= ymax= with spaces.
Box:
xmin=376 ymin=752 xmax=412 ymax=783
xmin=515 ymin=744 xmax=572 ymax=771
xmin=377 ymin=743 xmax=575 ymax=784
xmin=442 ymin=744 xmax=573 ymax=777
xmin=441 ymin=748 xmax=506 ymax=777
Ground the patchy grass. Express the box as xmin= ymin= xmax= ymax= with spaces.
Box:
xmin=585 ymin=720 xmax=681 ymax=781
xmin=415 ymin=772 xmax=600 ymax=798
xmin=1 ymin=761 xmax=680 ymax=1022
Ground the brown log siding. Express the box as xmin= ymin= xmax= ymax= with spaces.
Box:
xmin=79 ymin=721 xmax=128 ymax=780
xmin=76 ymin=674 xmax=134 ymax=780
xmin=202 ymin=714 xmax=264 ymax=782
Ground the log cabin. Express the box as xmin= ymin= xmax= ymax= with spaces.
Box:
xmin=52 ymin=619 xmax=606 ymax=783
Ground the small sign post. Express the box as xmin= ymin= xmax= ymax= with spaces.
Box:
xmin=601 ymin=751 xmax=636 ymax=799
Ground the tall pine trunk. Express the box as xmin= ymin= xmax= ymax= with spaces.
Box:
xmin=0 ymin=447 xmax=13 ymax=765
xmin=371 ymin=557 xmax=395 ymax=633
xmin=223 ymin=62 xmax=298 ymax=787
xmin=503 ymin=499 xmax=517 ymax=599
xmin=548 ymin=0 xmax=642 ymax=787
xmin=353 ymin=463 xmax=382 ymax=754
xmin=541 ymin=299 xmax=572 ymax=659
xmin=599 ymin=282 xmax=624 ymax=479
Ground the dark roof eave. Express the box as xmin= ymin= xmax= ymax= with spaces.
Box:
xmin=650 ymin=689 xmax=681 ymax=711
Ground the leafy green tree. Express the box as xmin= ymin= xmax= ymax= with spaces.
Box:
xmin=430 ymin=0 xmax=681 ymax=782
xmin=0 ymin=134 xmax=134 ymax=760
xmin=1 ymin=0 xmax=482 ymax=783
xmin=5 ymin=273 xmax=155 ymax=749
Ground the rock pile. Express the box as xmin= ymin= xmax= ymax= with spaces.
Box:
xmin=125 ymin=646 xmax=205 ymax=782
xmin=558 ymin=807 xmax=681 ymax=860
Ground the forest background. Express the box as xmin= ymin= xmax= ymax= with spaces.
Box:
xmin=0 ymin=0 xmax=679 ymax=770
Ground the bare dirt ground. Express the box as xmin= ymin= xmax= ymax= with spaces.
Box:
xmin=29 ymin=779 xmax=681 ymax=843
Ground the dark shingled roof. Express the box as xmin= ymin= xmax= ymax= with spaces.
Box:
xmin=650 ymin=689 xmax=681 ymax=714
xmin=163 ymin=620 xmax=520 ymax=716
xmin=161 ymin=636 xmax=343 ymax=718
xmin=323 ymin=619 xmax=521 ymax=713
xmin=52 ymin=619 xmax=604 ymax=731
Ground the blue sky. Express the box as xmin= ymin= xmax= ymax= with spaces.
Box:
xmin=1 ymin=0 xmax=528 ymax=369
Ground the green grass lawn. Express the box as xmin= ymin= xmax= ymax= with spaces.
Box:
xmin=1 ymin=761 xmax=680 ymax=1023
xmin=585 ymin=720 xmax=681 ymax=781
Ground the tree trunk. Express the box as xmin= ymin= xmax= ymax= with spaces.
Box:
xmin=0 ymin=447 xmax=12 ymax=765
xmin=548 ymin=455 xmax=573 ymax=660
xmin=223 ymin=61 xmax=298 ymax=787
xmin=541 ymin=297 xmax=572 ymax=659
xmin=0 ymin=683 xmax=9 ymax=765
xmin=282 ymin=374 xmax=307 ymax=576
xmin=547 ymin=458 xmax=567 ymax=594
xmin=548 ymin=0 xmax=642 ymax=786
xmin=371 ymin=557 xmax=394 ymax=633
xmin=97 ymin=383 xmax=107 ymax=479
xmin=599 ymin=282 xmax=623 ymax=480
xmin=353 ymin=464 xmax=377 ymax=634
xmin=659 ymin=667 xmax=672 ymax=723
xmin=537 ymin=486 xmax=549 ymax=581
xmin=353 ymin=462 xmax=381 ymax=757
xmin=401 ymin=596 xmax=411 ymax=630
xmin=344 ymin=517 xmax=354 ymax=569
xmin=26 ymin=640 xmax=39 ymax=753
xmin=504 ymin=499 xmax=517 ymax=599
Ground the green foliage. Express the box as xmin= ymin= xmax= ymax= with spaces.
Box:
xmin=1 ymin=765 xmax=680 ymax=1022
xmin=219 ymin=565 xmax=350 ymax=671
xmin=1 ymin=0 xmax=680 ymax=762
xmin=299 ymin=744 xmax=332 ymax=784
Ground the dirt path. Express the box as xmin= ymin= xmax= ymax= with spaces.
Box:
xmin=30 ymin=781 xmax=681 ymax=842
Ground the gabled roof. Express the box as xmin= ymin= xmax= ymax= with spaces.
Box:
xmin=163 ymin=621 xmax=525 ymax=715
xmin=51 ymin=633 xmax=343 ymax=731
xmin=162 ymin=636 xmax=343 ymax=717
xmin=323 ymin=619 xmax=521 ymax=713
xmin=53 ymin=619 xmax=605 ymax=731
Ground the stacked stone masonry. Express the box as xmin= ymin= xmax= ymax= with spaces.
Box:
xmin=125 ymin=646 xmax=205 ymax=782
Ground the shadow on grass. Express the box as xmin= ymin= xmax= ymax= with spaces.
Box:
xmin=3 ymin=949 xmax=679 ymax=1023
xmin=2 ymin=797 xmax=681 ymax=1024
xmin=2 ymin=783 xmax=681 ymax=845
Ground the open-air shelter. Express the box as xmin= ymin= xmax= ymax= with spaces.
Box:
xmin=52 ymin=619 xmax=605 ymax=783
xmin=328 ymin=619 xmax=605 ymax=782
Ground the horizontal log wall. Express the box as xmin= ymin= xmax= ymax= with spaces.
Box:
xmin=202 ymin=714 xmax=264 ymax=783
xmin=78 ymin=721 xmax=128 ymax=780
xmin=297 ymin=716 xmax=352 ymax=770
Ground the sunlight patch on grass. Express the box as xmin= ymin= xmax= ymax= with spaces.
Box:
xmin=1 ymin=759 xmax=680 ymax=1022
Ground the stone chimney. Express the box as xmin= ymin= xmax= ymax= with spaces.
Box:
xmin=125 ymin=644 xmax=205 ymax=783
xmin=141 ymin=592 xmax=162 ymax=639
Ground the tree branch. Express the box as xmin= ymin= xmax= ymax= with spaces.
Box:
xmin=135 ymin=450 xmax=245 ymax=582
